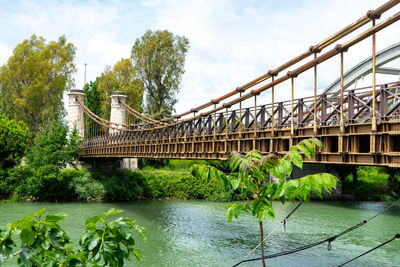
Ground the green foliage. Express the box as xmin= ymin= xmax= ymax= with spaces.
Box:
xmin=2 ymin=166 xmax=246 ymax=202
xmin=7 ymin=123 xmax=82 ymax=201
xmin=80 ymin=208 xmax=146 ymax=266
xmin=97 ymin=58 xmax=144 ymax=120
xmin=192 ymin=138 xmax=338 ymax=223
xmin=83 ymin=78 xmax=102 ymax=117
xmin=343 ymin=166 xmax=399 ymax=201
xmin=138 ymin=158 xmax=170 ymax=169
xmin=0 ymin=208 xmax=145 ymax=266
xmin=26 ymin=123 xmax=81 ymax=170
xmin=0 ymin=114 xmax=29 ymax=169
xmin=131 ymin=30 xmax=189 ymax=119
xmin=192 ymin=138 xmax=337 ymax=266
xmin=0 ymin=35 xmax=76 ymax=135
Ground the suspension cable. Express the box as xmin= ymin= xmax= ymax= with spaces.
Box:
xmin=77 ymin=98 xmax=153 ymax=130
xmin=77 ymin=98 xmax=138 ymax=132
xmin=338 ymin=233 xmax=400 ymax=266
xmin=119 ymin=101 xmax=166 ymax=125
xmin=232 ymin=198 xmax=400 ymax=266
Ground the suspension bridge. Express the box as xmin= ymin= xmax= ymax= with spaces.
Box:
xmin=68 ymin=0 xmax=400 ymax=167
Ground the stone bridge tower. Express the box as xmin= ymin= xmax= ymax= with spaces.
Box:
xmin=67 ymin=89 xmax=137 ymax=171
xmin=109 ymin=91 xmax=127 ymax=133
xmin=67 ymin=89 xmax=85 ymax=137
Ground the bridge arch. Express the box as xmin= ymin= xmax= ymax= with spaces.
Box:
xmin=323 ymin=42 xmax=400 ymax=95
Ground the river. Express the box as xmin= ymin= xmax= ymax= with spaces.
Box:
xmin=0 ymin=200 xmax=399 ymax=266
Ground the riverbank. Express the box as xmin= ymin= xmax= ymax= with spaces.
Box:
xmin=1 ymin=159 xmax=399 ymax=202
xmin=0 ymin=160 xmax=248 ymax=202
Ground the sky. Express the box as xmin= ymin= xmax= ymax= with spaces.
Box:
xmin=0 ymin=0 xmax=399 ymax=116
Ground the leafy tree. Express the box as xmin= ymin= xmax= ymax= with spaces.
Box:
xmin=0 ymin=35 xmax=76 ymax=135
xmin=0 ymin=208 xmax=146 ymax=266
xmin=0 ymin=114 xmax=29 ymax=170
xmin=131 ymin=30 xmax=189 ymax=119
xmin=12 ymin=123 xmax=82 ymax=201
xmin=83 ymin=77 xmax=102 ymax=117
xmin=26 ymin=123 xmax=81 ymax=170
xmin=192 ymin=138 xmax=338 ymax=267
xmin=97 ymin=58 xmax=144 ymax=121
xmin=83 ymin=78 xmax=103 ymax=136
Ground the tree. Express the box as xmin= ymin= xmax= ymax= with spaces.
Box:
xmin=192 ymin=138 xmax=338 ymax=267
xmin=83 ymin=77 xmax=102 ymax=117
xmin=131 ymin=30 xmax=189 ymax=119
xmin=0 ymin=114 xmax=29 ymax=170
xmin=97 ymin=58 xmax=144 ymax=121
xmin=0 ymin=208 xmax=146 ymax=266
xmin=0 ymin=35 xmax=76 ymax=135
xmin=13 ymin=123 xmax=82 ymax=201
xmin=83 ymin=78 xmax=103 ymax=137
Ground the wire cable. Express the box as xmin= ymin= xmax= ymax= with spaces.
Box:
xmin=240 ymin=202 xmax=304 ymax=262
xmin=232 ymin=198 xmax=400 ymax=266
xmin=338 ymin=233 xmax=400 ymax=266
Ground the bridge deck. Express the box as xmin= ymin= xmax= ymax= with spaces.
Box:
xmin=82 ymin=83 xmax=400 ymax=167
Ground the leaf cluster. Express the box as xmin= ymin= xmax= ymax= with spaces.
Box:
xmin=192 ymin=138 xmax=339 ymax=223
xmin=6 ymin=123 xmax=83 ymax=201
xmin=80 ymin=209 xmax=146 ymax=266
xmin=0 ymin=208 xmax=146 ymax=267
xmin=0 ymin=114 xmax=30 ymax=169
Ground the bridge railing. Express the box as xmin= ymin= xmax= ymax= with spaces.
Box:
xmin=82 ymin=82 xmax=400 ymax=149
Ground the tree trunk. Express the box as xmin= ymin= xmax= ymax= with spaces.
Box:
xmin=259 ymin=221 xmax=266 ymax=267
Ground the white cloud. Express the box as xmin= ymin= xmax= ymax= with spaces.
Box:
xmin=0 ymin=0 xmax=399 ymax=117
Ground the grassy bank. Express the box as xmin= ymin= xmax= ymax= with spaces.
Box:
xmin=2 ymin=158 xmax=399 ymax=202
xmin=1 ymin=160 xmax=247 ymax=202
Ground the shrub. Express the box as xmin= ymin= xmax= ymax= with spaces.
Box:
xmin=5 ymin=123 xmax=82 ymax=201
xmin=0 ymin=114 xmax=29 ymax=169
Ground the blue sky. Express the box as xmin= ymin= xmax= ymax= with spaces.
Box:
xmin=0 ymin=0 xmax=399 ymax=115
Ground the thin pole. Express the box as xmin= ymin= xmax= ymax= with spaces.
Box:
xmin=254 ymin=95 xmax=257 ymax=150
xmin=291 ymin=77 xmax=294 ymax=135
xmin=271 ymin=77 xmax=275 ymax=135
xmin=213 ymin=104 xmax=217 ymax=137
xmin=226 ymin=107 xmax=229 ymax=135
xmin=254 ymin=95 xmax=257 ymax=135
xmin=239 ymin=92 xmax=242 ymax=133
xmin=340 ymin=52 xmax=344 ymax=132
xmin=372 ymin=19 xmax=377 ymax=131
xmin=313 ymin=53 xmax=317 ymax=135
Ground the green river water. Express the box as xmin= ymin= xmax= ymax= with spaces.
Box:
xmin=0 ymin=200 xmax=399 ymax=266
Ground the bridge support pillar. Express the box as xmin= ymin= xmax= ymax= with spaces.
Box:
xmin=67 ymin=89 xmax=85 ymax=137
xmin=109 ymin=91 xmax=138 ymax=171
xmin=110 ymin=91 xmax=127 ymax=134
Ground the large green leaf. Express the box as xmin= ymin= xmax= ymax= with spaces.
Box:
xmin=289 ymin=150 xmax=303 ymax=169
xmin=310 ymin=137 xmax=323 ymax=149
xmin=308 ymin=174 xmax=323 ymax=198
xmin=45 ymin=213 xmax=66 ymax=223
xmin=20 ymin=229 xmax=35 ymax=246
xmin=132 ymin=248 xmax=142 ymax=261
xmin=230 ymin=179 xmax=240 ymax=190
xmin=280 ymin=159 xmax=292 ymax=177
xmin=297 ymin=143 xmax=311 ymax=159
xmin=271 ymin=164 xmax=285 ymax=180
xmin=302 ymin=139 xmax=315 ymax=157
